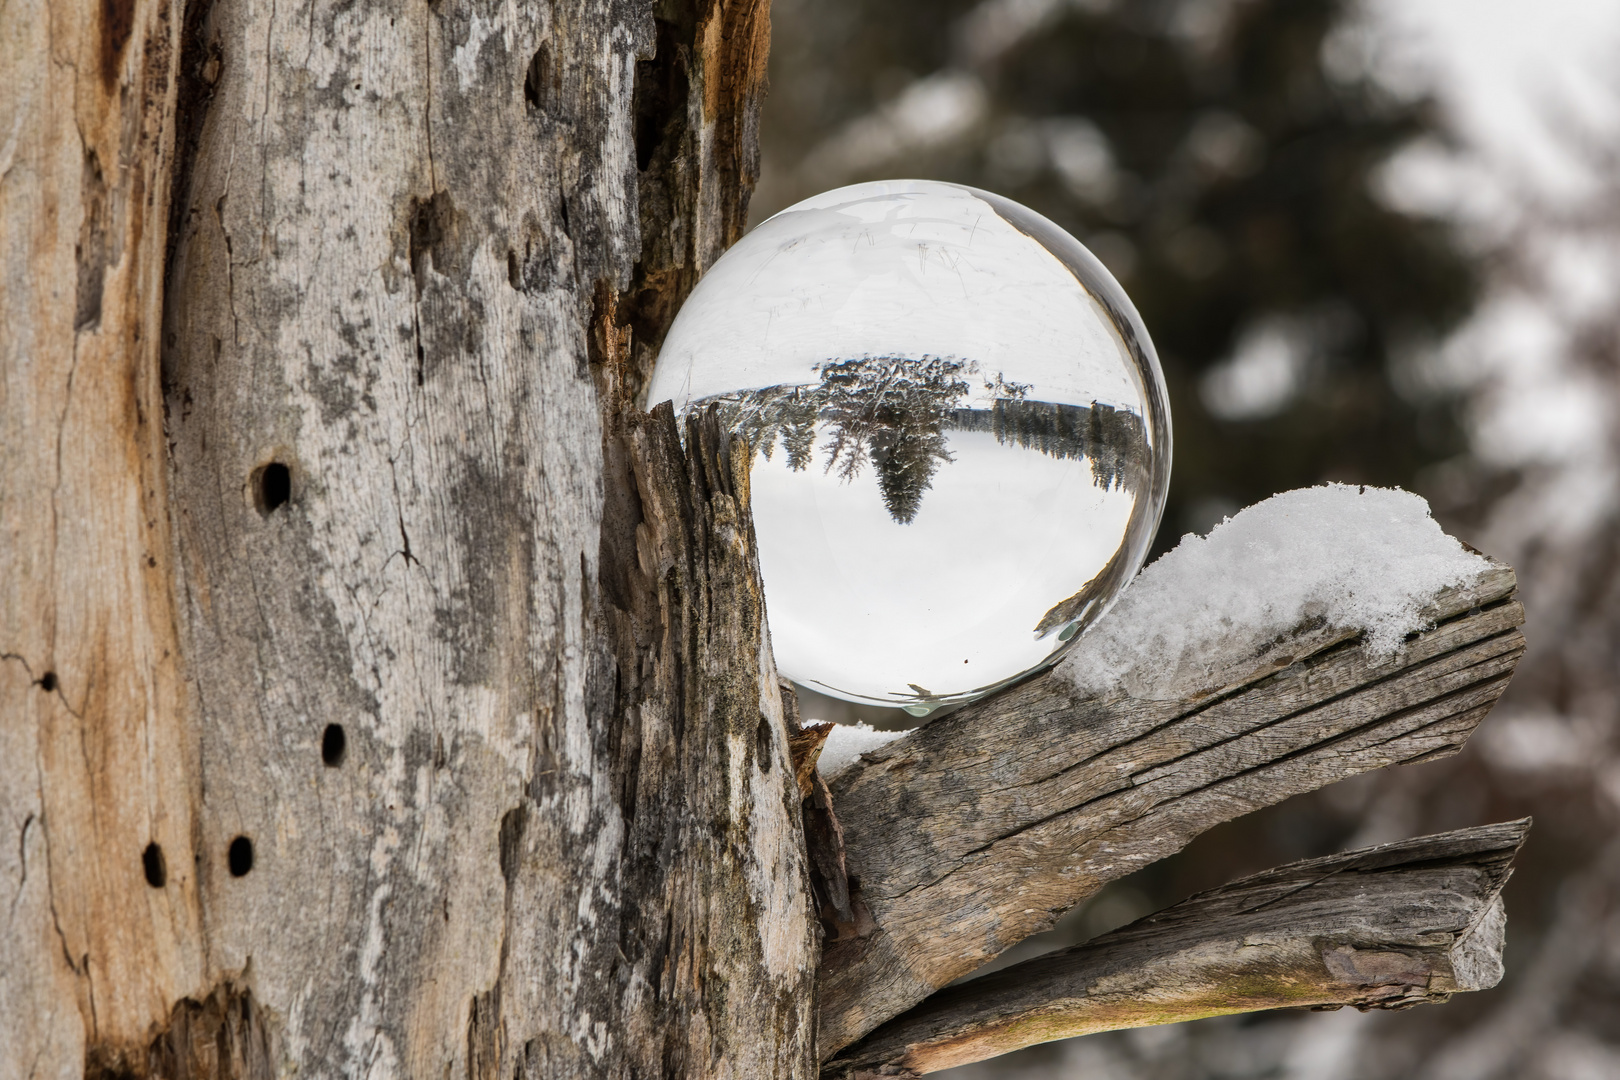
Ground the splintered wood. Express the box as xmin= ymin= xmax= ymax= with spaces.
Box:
xmin=818 ymin=566 xmax=1524 ymax=1056
xmin=824 ymin=820 xmax=1528 ymax=1077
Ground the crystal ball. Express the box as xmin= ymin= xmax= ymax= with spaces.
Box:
xmin=646 ymin=179 xmax=1171 ymax=714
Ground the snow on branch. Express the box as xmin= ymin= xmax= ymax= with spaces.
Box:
xmin=815 ymin=488 xmax=1522 ymax=1056
xmin=820 ymin=723 xmax=913 ymax=778
xmin=1063 ymin=484 xmax=1491 ymax=699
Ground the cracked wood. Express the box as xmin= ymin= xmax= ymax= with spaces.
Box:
xmin=156 ymin=0 xmax=805 ymax=1073
xmin=817 ymin=565 xmax=1524 ymax=1055
xmin=823 ymin=820 xmax=1528 ymax=1077
xmin=0 ymin=0 xmax=199 ymax=1070
xmin=5 ymin=0 xmax=802 ymax=1075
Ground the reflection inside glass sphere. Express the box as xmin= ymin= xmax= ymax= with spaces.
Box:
xmin=646 ymin=179 xmax=1171 ymax=713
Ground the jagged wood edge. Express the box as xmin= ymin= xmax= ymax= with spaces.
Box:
xmin=823 ymin=819 xmax=1529 ymax=1077
xmin=817 ymin=564 xmax=1523 ymax=1055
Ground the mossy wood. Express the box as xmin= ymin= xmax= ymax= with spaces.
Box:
xmin=0 ymin=0 xmax=1525 ymax=1075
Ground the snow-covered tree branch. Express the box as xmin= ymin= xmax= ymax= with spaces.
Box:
xmin=814 ymin=488 xmax=1524 ymax=1056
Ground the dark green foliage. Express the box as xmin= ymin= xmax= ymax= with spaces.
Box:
xmin=699 ymin=356 xmax=970 ymax=524
xmin=697 ymin=358 xmax=1149 ymax=523
xmin=817 ymin=356 xmax=968 ymax=493
xmin=869 ymin=424 xmax=950 ymax=524
xmin=949 ymin=400 xmax=1149 ymax=493
xmin=759 ymin=0 xmax=1479 ymax=547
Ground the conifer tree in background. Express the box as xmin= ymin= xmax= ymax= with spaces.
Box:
xmin=757 ymin=0 xmax=1479 ymax=543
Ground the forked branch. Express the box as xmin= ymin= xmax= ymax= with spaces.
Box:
xmin=823 ymin=820 xmax=1528 ymax=1077
xmin=818 ymin=565 xmax=1523 ymax=1054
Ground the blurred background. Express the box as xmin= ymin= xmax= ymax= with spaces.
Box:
xmin=755 ymin=0 xmax=1620 ymax=1076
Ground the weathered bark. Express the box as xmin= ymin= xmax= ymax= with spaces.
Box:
xmin=1 ymin=0 xmax=197 ymax=1072
xmin=824 ymin=820 xmax=1528 ymax=1077
xmin=156 ymin=0 xmax=803 ymax=1072
xmin=817 ymin=567 xmax=1523 ymax=1054
xmin=5 ymin=0 xmax=804 ymax=1075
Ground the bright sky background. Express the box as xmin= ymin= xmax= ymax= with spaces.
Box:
xmin=646 ymin=180 xmax=1146 ymax=414
xmin=1370 ymin=0 xmax=1618 ymax=197
xmin=756 ymin=429 xmax=1134 ymax=705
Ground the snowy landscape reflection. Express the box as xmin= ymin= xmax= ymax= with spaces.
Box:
xmin=648 ymin=180 xmax=1170 ymax=712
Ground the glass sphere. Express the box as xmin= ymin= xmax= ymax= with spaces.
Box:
xmin=646 ymin=179 xmax=1171 ymax=714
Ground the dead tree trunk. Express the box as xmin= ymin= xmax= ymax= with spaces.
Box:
xmin=1 ymin=0 xmax=1527 ymax=1077
xmin=4 ymin=0 xmax=805 ymax=1076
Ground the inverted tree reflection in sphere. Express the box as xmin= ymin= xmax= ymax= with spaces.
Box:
xmin=647 ymin=180 xmax=1171 ymax=714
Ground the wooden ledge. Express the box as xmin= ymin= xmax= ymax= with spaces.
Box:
xmin=824 ymin=820 xmax=1528 ymax=1077
xmin=818 ymin=565 xmax=1523 ymax=1054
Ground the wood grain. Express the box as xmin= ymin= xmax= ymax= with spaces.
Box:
xmin=155 ymin=0 xmax=807 ymax=1069
xmin=817 ymin=566 xmax=1524 ymax=1055
xmin=0 ymin=0 xmax=196 ymax=1072
xmin=825 ymin=820 xmax=1529 ymax=1077
xmin=4 ymin=0 xmax=806 ymax=1076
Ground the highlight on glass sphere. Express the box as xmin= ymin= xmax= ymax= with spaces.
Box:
xmin=646 ymin=179 xmax=1171 ymax=715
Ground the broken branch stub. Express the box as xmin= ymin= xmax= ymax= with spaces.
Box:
xmin=818 ymin=564 xmax=1523 ymax=1055
xmin=824 ymin=820 xmax=1529 ymax=1077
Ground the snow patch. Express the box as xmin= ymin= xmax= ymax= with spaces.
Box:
xmin=1061 ymin=484 xmax=1490 ymax=699
xmin=817 ymin=722 xmax=912 ymax=778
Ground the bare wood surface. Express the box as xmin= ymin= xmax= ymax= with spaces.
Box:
xmin=0 ymin=0 xmax=196 ymax=1071
xmin=157 ymin=0 xmax=805 ymax=1066
xmin=609 ymin=403 xmax=820 ymax=1077
xmin=824 ymin=820 xmax=1528 ymax=1077
xmin=5 ymin=0 xmax=807 ymax=1077
xmin=818 ymin=566 xmax=1523 ymax=1055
